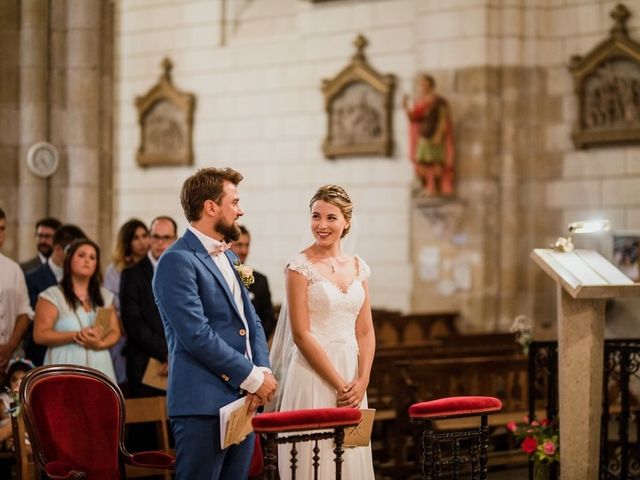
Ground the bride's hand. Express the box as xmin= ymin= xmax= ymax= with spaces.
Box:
xmin=337 ymin=378 xmax=367 ymax=408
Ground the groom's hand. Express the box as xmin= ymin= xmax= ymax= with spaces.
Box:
xmin=255 ymin=372 xmax=277 ymax=405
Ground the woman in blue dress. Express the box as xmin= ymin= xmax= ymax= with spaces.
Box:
xmin=34 ymin=238 xmax=121 ymax=382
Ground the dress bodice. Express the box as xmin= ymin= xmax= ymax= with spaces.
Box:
xmin=287 ymin=253 xmax=370 ymax=344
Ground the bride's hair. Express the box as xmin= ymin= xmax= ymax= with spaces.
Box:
xmin=309 ymin=185 xmax=353 ymax=238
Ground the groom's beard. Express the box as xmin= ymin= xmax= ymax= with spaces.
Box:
xmin=215 ymin=218 xmax=241 ymax=242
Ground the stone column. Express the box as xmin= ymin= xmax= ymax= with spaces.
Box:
xmin=17 ymin=0 xmax=49 ymax=261
xmin=64 ymin=0 xmax=101 ymax=239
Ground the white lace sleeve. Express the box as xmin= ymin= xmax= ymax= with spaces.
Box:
xmin=356 ymin=255 xmax=371 ymax=281
xmin=286 ymin=253 xmax=319 ymax=283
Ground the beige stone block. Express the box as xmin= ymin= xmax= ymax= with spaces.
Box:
xmin=373 ymin=0 xmax=414 ymax=26
xmin=20 ymin=0 xmax=48 ymax=29
xmin=0 ymin=31 xmax=18 ymax=67
xmin=0 ymin=67 xmax=17 ymax=106
xmin=67 ymin=0 xmax=100 ymax=29
xmin=0 ymin=0 xmax=18 ymax=29
xmin=625 ymin=148 xmax=640 ymax=173
xmin=50 ymin=0 xmax=67 ymax=31
xmin=546 ymin=66 xmax=573 ymax=96
xmin=418 ymin=10 xmax=462 ymax=40
xmin=626 ymin=209 xmax=640 ymax=230
xmin=537 ymin=39 xmax=564 ymax=66
xmin=545 ymin=123 xmax=573 ymax=151
xmin=67 ymin=146 xmax=99 ymax=185
xmin=563 ymin=149 xmax=625 ymax=177
xmin=574 ymin=2 xmax=602 ymax=35
xmin=368 ymin=27 xmax=413 ymax=55
xmin=546 ymin=179 xmax=601 ymax=207
xmin=67 ymin=70 xmax=101 ymax=108
xmin=602 ymin=178 xmax=640 ymax=206
xmin=352 ymin=3 xmax=374 ymax=29
xmin=0 ymin=145 xmax=18 ymax=184
xmin=67 ymin=29 xmax=100 ymax=68
xmin=19 ymin=26 xmax=48 ymax=68
xmin=49 ymin=31 xmax=67 ymax=69
xmin=66 ymin=109 xmax=99 ymax=148
xmin=0 ymin=107 xmax=18 ymax=145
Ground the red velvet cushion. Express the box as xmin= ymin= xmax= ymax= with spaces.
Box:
xmin=252 ymin=408 xmax=361 ymax=433
xmin=27 ymin=374 xmax=122 ymax=479
xmin=44 ymin=461 xmax=87 ymax=479
xmin=408 ymin=396 xmax=502 ymax=419
xmin=128 ymin=451 xmax=175 ymax=468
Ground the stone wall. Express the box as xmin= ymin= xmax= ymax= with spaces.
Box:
xmin=113 ymin=0 xmax=640 ymax=328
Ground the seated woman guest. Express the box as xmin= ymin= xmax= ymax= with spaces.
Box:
xmin=34 ymin=239 xmax=121 ymax=382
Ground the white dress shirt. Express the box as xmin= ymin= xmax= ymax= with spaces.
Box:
xmin=47 ymin=256 xmax=63 ymax=283
xmin=187 ymin=226 xmax=265 ymax=393
xmin=0 ymin=253 xmax=33 ymax=349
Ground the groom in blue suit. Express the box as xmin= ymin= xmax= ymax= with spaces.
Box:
xmin=153 ymin=167 xmax=277 ymax=480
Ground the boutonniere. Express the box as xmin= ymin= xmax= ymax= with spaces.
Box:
xmin=234 ymin=261 xmax=255 ymax=288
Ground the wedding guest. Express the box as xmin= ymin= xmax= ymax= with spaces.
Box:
xmin=104 ymin=219 xmax=150 ymax=386
xmin=33 ymin=239 xmax=121 ymax=382
xmin=24 ymin=224 xmax=87 ymax=366
xmin=231 ymin=225 xmax=276 ymax=340
xmin=0 ymin=208 xmax=32 ymax=373
xmin=20 ymin=217 xmax=62 ymax=273
xmin=270 ymin=185 xmax=375 ymax=479
xmin=121 ymin=215 xmax=176 ymax=398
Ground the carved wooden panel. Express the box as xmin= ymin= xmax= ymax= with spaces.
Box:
xmin=322 ymin=35 xmax=395 ymax=159
xmin=570 ymin=4 xmax=640 ymax=148
xmin=135 ymin=58 xmax=196 ymax=167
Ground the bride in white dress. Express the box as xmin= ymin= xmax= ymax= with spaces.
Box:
xmin=270 ymin=185 xmax=376 ymax=480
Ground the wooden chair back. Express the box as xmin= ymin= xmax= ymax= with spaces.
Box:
xmin=11 ymin=413 xmax=39 ymax=480
xmin=124 ymin=396 xmax=171 ymax=480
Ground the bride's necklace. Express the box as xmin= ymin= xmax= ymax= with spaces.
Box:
xmin=310 ymin=248 xmax=348 ymax=273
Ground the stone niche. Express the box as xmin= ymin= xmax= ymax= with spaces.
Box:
xmin=321 ymin=34 xmax=395 ymax=159
xmin=135 ymin=58 xmax=196 ymax=167
xmin=570 ymin=3 xmax=640 ymax=148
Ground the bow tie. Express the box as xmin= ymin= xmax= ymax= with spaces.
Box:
xmin=210 ymin=242 xmax=231 ymax=256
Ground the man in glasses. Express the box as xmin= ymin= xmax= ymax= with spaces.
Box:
xmin=20 ymin=217 xmax=62 ymax=273
xmin=120 ymin=215 xmax=177 ymax=399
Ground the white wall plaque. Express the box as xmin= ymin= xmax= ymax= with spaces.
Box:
xmin=26 ymin=141 xmax=59 ymax=178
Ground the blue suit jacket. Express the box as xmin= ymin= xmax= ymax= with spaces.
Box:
xmin=152 ymin=229 xmax=270 ymax=417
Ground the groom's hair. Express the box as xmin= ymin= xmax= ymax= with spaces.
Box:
xmin=181 ymin=167 xmax=243 ymax=222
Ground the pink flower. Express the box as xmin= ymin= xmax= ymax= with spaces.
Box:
xmin=521 ymin=437 xmax=538 ymax=454
xmin=523 ymin=415 xmax=530 ymax=423
xmin=530 ymin=420 xmax=540 ymax=427
xmin=507 ymin=422 xmax=517 ymax=432
xmin=543 ymin=440 xmax=556 ymax=456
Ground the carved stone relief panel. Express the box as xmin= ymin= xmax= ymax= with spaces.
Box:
xmin=322 ymin=35 xmax=395 ymax=158
xmin=570 ymin=4 xmax=640 ymax=148
xmin=136 ymin=58 xmax=196 ymax=167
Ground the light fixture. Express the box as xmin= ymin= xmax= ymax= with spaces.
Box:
xmin=553 ymin=219 xmax=611 ymax=252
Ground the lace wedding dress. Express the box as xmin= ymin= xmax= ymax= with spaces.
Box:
xmin=277 ymin=252 xmax=375 ymax=480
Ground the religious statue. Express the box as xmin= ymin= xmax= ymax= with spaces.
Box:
xmin=403 ymin=74 xmax=455 ymax=197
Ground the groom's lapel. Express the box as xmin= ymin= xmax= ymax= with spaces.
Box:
xmin=183 ymin=231 xmax=242 ymax=319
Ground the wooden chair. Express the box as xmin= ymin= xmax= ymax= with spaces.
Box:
xmin=409 ymin=396 xmax=503 ymax=480
xmin=11 ymin=412 xmax=39 ymax=480
xmin=19 ymin=364 xmax=174 ymax=479
xmin=124 ymin=396 xmax=172 ymax=480
xmin=252 ymin=407 xmax=362 ymax=480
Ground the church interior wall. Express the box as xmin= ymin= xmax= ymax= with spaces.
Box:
xmin=3 ymin=0 xmax=640 ymax=334
xmin=113 ymin=0 xmax=640 ymax=331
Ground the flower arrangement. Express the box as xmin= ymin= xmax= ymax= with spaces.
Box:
xmin=234 ymin=261 xmax=255 ymax=288
xmin=510 ymin=314 xmax=533 ymax=356
xmin=508 ymin=416 xmax=559 ymax=479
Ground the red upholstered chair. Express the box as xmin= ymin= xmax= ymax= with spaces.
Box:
xmin=19 ymin=364 xmax=175 ymax=479
xmin=252 ymin=407 xmax=361 ymax=480
xmin=408 ymin=396 xmax=502 ymax=480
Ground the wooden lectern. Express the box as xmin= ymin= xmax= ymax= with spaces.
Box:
xmin=531 ymin=249 xmax=640 ymax=480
